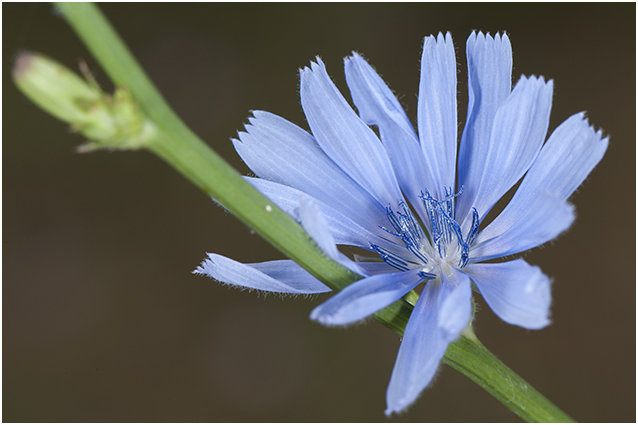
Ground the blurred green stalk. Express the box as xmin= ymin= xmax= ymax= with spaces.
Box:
xmin=22 ymin=2 xmax=575 ymax=422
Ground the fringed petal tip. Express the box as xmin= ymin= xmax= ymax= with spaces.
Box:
xmin=469 ymin=30 xmax=510 ymax=44
xmin=423 ymin=31 xmax=452 ymax=45
xmin=513 ymin=74 xmax=554 ymax=97
xmin=194 ymin=253 xmax=331 ymax=295
xmin=192 ymin=255 xmax=262 ymax=295
xmin=345 ymin=51 xmax=361 ymax=62
xmin=299 ymin=56 xmax=326 ymax=75
xmin=577 ymin=111 xmax=611 ymax=143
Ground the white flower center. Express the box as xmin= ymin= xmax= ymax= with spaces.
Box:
xmin=369 ymin=188 xmax=479 ymax=278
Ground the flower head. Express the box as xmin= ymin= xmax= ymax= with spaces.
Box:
xmin=195 ymin=31 xmax=608 ymax=414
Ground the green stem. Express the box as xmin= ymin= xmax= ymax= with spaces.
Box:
xmin=445 ymin=329 xmax=574 ymax=423
xmin=54 ymin=1 xmax=359 ymax=293
xmin=53 ymin=3 xmax=574 ymax=422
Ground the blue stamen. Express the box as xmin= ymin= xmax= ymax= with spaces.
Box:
xmin=467 ymin=208 xmax=480 ymax=247
xmin=418 ymin=270 xmax=437 ymax=280
xmin=404 ymin=238 xmax=430 ymax=265
xmin=399 ymin=202 xmax=426 ymax=242
xmin=420 ymin=188 xmax=472 ymax=268
xmin=369 ymin=243 xmax=410 ymax=271
xmin=386 ymin=205 xmax=402 ymax=233
xmin=378 ymin=224 xmax=402 ymax=239
xmin=422 ymin=190 xmax=440 ymax=239
xmin=383 ymin=205 xmax=430 ymax=265
xmin=368 ymin=187 xmax=477 ymax=273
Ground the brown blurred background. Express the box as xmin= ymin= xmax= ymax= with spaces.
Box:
xmin=3 ymin=3 xmax=635 ymax=422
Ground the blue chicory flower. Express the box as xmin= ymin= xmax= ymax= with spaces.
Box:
xmin=195 ymin=31 xmax=608 ymax=414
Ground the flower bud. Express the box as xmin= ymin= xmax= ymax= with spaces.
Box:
xmin=13 ymin=52 xmax=101 ymax=124
xmin=13 ymin=52 xmax=154 ymax=152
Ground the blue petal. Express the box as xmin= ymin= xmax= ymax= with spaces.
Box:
xmin=458 ymin=75 xmax=554 ymax=229
xmin=246 ymin=177 xmax=367 ymax=245
xmin=464 ymin=259 xmax=551 ymax=329
xmin=246 ymin=177 xmax=412 ymax=257
xmin=511 ymin=112 xmax=609 ymax=201
xmin=233 ymin=111 xmax=388 ymax=230
xmin=344 ymin=53 xmax=430 ymax=220
xmin=470 ymin=193 xmax=575 ymax=262
xmin=456 ymin=32 xmax=513 ymax=222
xmin=310 ymin=268 xmax=425 ymax=325
xmin=352 ymin=260 xmax=398 ymax=275
xmin=297 ymin=196 xmax=367 ymax=276
xmin=194 ymin=254 xmax=331 ymax=294
xmin=385 ymin=275 xmax=467 ymax=415
xmin=470 ymin=114 xmax=607 ymax=261
xmin=300 ymin=58 xmax=403 ymax=206
xmin=417 ymin=32 xmax=458 ymax=199
xmin=437 ymin=268 xmax=473 ymax=342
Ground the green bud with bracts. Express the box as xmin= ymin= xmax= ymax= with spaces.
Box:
xmin=13 ymin=52 xmax=156 ymax=152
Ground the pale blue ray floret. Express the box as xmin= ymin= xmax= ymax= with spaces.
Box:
xmin=194 ymin=31 xmax=608 ymax=415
